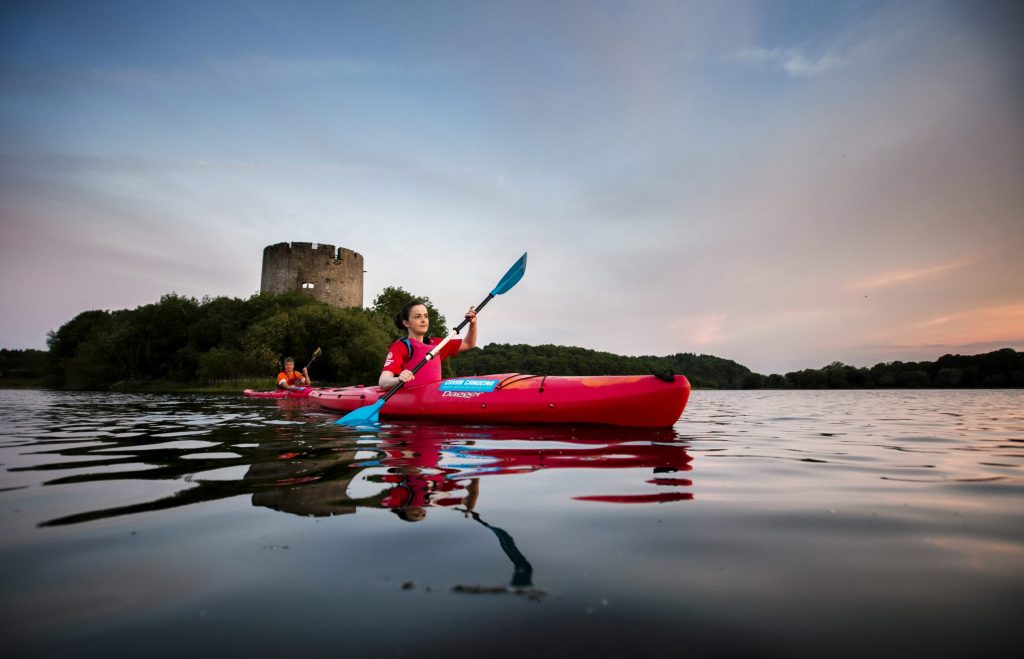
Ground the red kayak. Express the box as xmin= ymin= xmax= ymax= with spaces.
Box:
xmin=310 ymin=373 xmax=689 ymax=427
xmin=243 ymin=387 xmax=315 ymax=399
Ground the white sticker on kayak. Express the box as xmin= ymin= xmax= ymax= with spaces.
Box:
xmin=442 ymin=391 xmax=482 ymax=399
xmin=438 ymin=378 xmax=500 ymax=393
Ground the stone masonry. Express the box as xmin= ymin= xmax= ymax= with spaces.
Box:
xmin=260 ymin=242 xmax=364 ymax=308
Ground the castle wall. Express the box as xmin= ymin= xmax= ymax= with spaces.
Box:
xmin=260 ymin=242 xmax=364 ymax=308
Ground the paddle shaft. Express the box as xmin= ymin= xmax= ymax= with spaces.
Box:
xmin=456 ymin=507 xmax=534 ymax=587
xmin=304 ymin=347 xmax=322 ymax=371
xmin=455 ymin=293 xmax=493 ymax=333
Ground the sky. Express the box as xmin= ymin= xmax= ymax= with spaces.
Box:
xmin=1 ymin=0 xmax=1022 ymax=374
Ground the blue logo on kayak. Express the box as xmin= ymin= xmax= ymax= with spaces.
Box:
xmin=439 ymin=378 xmax=500 ymax=393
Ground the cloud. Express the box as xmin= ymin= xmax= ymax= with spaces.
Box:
xmin=850 ymin=339 xmax=1024 ymax=364
xmin=849 ymin=300 xmax=1024 ymax=364
xmin=671 ymin=314 xmax=728 ymax=347
xmin=848 ymin=256 xmax=973 ymax=290
xmin=914 ymin=301 xmax=1024 ymax=333
xmin=733 ymin=12 xmax=902 ymax=80
xmin=735 ymin=47 xmax=849 ymax=77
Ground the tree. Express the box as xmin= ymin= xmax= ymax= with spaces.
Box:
xmin=371 ymin=286 xmax=449 ymax=339
xmin=46 ymin=310 xmax=114 ymax=388
xmin=46 ymin=311 xmax=111 ymax=375
xmin=0 ymin=349 xmax=47 ymax=382
xmin=934 ymin=368 xmax=963 ymax=387
xmin=741 ymin=372 xmax=765 ymax=389
xmin=897 ymin=370 xmax=930 ymax=388
xmin=240 ymin=303 xmax=392 ymax=385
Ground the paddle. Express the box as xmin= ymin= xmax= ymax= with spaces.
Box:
xmin=335 ymin=252 xmax=528 ymax=426
xmin=304 ymin=347 xmax=322 ymax=371
xmin=456 ymin=507 xmax=534 ymax=588
xmin=295 ymin=347 xmax=321 ymax=390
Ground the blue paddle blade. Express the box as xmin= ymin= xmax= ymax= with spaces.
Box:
xmin=335 ymin=400 xmax=383 ymax=426
xmin=490 ymin=252 xmax=527 ymax=296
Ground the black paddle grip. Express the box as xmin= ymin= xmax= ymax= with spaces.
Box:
xmin=455 ymin=294 xmax=493 ymax=333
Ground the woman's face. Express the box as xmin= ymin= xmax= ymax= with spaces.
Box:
xmin=404 ymin=305 xmax=430 ymax=334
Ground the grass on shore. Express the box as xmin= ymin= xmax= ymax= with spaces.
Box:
xmin=116 ymin=379 xmax=297 ymax=393
xmin=0 ymin=380 xmax=46 ymax=389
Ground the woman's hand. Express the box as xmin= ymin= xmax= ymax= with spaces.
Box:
xmin=460 ymin=306 xmax=479 ymax=352
xmin=398 ymin=369 xmax=415 ymax=383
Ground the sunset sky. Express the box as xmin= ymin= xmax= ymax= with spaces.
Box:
xmin=1 ymin=0 xmax=1021 ymax=374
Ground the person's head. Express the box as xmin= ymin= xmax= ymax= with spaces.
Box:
xmin=394 ymin=299 xmax=429 ymax=335
xmin=392 ymin=507 xmax=427 ymax=522
xmin=283 ymin=357 xmax=295 ymax=371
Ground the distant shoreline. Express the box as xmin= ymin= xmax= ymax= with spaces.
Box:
xmin=4 ymin=342 xmax=1022 ymax=392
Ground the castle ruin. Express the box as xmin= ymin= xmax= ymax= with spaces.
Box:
xmin=260 ymin=242 xmax=364 ymax=308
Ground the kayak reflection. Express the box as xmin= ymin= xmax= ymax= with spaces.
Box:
xmin=339 ymin=423 xmax=694 ymax=520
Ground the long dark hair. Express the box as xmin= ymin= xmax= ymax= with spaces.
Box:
xmin=394 ymin=299 xmax=428 ymax=332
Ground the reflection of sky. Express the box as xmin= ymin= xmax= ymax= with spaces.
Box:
xmin=1 ymin=1 xmax=1022 ymax=372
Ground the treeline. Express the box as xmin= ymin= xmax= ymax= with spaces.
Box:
xmin=451 ymin=343 xmax=754 ymax=389
xmin=752 ymin=349 xmax=1024 ymax=389
xmin=43 ymin=288 xmax=441 ymax=390
xmin=14 ymin=288 xmax=1024 ymax=391
xmin=452 ymin=345 xmax=1024 ymax=389
xmin=0 ymin=349 xmax=47 ymax=385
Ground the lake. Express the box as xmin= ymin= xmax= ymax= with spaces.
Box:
xmin=1 ymin=388 xmax=1021 ymax=657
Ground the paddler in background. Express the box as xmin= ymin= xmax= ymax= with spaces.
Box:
xmin=379 ymin=300 xmax=477 ymax=390
xmin=277 ymin=357 xmax=310 ymax=391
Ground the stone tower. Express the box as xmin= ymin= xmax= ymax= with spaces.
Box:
xmin=260 ymin=242 xmax=364 ymax=308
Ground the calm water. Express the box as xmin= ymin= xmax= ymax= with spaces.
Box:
xmin=1 ymin=389 xmax=1021 ymax=657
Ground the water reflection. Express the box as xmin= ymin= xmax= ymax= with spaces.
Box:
xmin=460 ymin=505 xmax=535 ymax=588
xmin=245 ymin=438 xmax=362 ymax=517
xmin=344 ymin=424 xmax=694 ymax=520
xmin=5 ymin=399 xmax=693 ymax=527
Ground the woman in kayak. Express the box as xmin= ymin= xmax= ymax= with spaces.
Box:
xmin=379 ymin=300 xmax=477 ymax=390
xmin=277 ymin=357 xmax=310 ymax=391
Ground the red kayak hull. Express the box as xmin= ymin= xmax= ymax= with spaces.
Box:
xmin=310 ymin=373 xmax=690 ymax=427
xmin=243 ymin=388 xmax=315 ymax=399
